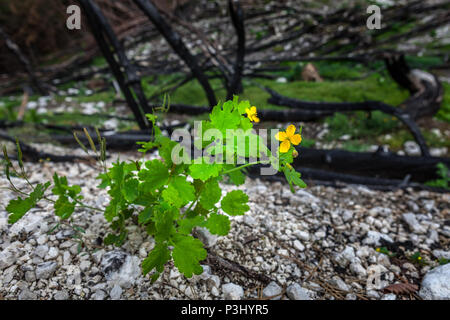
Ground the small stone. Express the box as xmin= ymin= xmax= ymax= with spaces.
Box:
xmin=342 ymin=210 xmax=353 ymax=222
xmin=419 ymin=264 xmax=450 ymax=300
xmin=211 ymin=287 xmax=220 ymax=297
xmin=206 ymin=275 xmax=221 ymax=289
xmin=92 ymin=290 xmax=106 ymax=300
xmin=80 ymin=260 xmax=92 ymax=272
xmin=293 ymin=230 xmax=310 ymax=241
xmin=37 ymin=235 xmax=48 ymax=245
xmin=54 ymin=291 xmax=69 ymax=300
xmin=25 ymin=271 xmax=36 ymax=282
xmin=381 ymin=293 xmax=396 ymax=300
xmin=286 ymin=283 xmax=312 ymax=300
xmin=35 ymin=245 xmax=49 ymax=259
xmin=293 ymin=240 xmax=305 ymax=251
xmin=243 ymin=216 xmax=257 ymax=227
xmin=35 ymin=261 xmax=58 ymax=279
xmin=262 ymin=281 xmax=282 ymax=300
xmin=63 ymin=251 xmax=72 ymax=265
xmin=0 ymin=250 xmax=17 ymax=270
xmin=18 ymin=289 xmax=38 ymax=300
xmin=404 ymin=141 xmax=420 ymax=156
xmin=350 ymin=262 xmax=366 ymax=278
xmin=329 ymin=277 xmax=350 ymax=292
xmin=45 ymin=247 xmax=59 ymax=260
xmin=335 ymin=246 xmax=356 ymax=267
xmin=363 ymin=231 xmax=393 ymax=246
xmin=367 ymin=290 xmax=380 ymax=299
xmin=110 ymin=284 xmax=122 ymax=300
xmin=432 ymin=250 xmax=450 ymax=260
xmin=345 ymin=293 xmax=357 ymax=300
xmin=101 ymin=251 xmax=140 ymax=289
xmin=194 ymin=227 xmax=218 ymax=248
xmin=222 ymin=283 xmax=244 ymax=300
xmin=369 ymin=207 xmax=392 ymax=217
xmin=402 ymin=213 xmax=427 ymax=234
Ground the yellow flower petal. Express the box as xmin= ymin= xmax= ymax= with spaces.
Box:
xmin=279 ymin=140 xmax=291 ymax=153
xmin=275 ymin=131 xmax=288 ymax=141
xmin=289 ymin=134 xmax=302 ymax=145
xmin=245 ymin=108 xmax=251 ymax=115
xmin=285 ymin=124 xmax=296 ymax=138
xmin=253 ymin=116 xmax=260 ymax=123
xmin=250 ymin=106 xmax=257 ymax=114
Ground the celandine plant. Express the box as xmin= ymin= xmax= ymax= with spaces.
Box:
xmin=3 ymin=97 xmax=306 ymax=280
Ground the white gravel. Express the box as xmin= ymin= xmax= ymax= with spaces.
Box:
xmin=0 ymin=149 xmax=449 ymax=300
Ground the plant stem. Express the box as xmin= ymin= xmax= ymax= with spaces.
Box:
xmin=221 ymin=161 xmax=263 ymax=175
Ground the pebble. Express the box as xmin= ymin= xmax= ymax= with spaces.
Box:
xmin=35 ymin=245 xmax=49 ymax=259
xmin=18 ymin=289 xmax=38 ymax=300
xmin=419 ymin=264 xmax=450 ymax=300
xmin=110 ymin=284 xmax=123 ymax=300
xmin=286 ymin=283 xmax=312 ymax=300
xmin=222 ymin=283 xmax=244 ymax=300
xmin=92 ymin=290 xmax=107 ymax=300
xmin=45 ymin=247 xmax=59 ymax=260
xmin=402 ymin=213 xmax=426 ymax=234
xmin=262 ymin=281 xmax=282 ymax=300
xmin=194 ymin=227 xmax=218 ymax=248
xmin=35 ymin=262 xmax=58 ymax=280
xmin=54 ymin=291 xmax=69 ymax=300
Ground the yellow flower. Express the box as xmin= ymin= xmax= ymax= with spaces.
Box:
xmin=275 ymin=125 xmax=302 ymax=153
xmin=418 ymin=256 xmax=422 ymax=260
xmin=245 ymin=106 xmax=260 ymax=123
xmin=376 ymin=248 xmax=381 ymax=252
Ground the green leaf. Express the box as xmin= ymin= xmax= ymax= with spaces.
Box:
xmin=237 ymin=99 xmax=251 ymax=115
xmin=172 ymin=234 xmax=207 ymax=278
xmin=166 ymin=176 xmax=195 ymax=206
xmin=157 ymin=136 xmax=178 ymax=168
xmin=142 ymin=243 xmax=171 ymax=275
xmin=283 ymin=167 xmax=307 ymax=193
xmin=239 ymin=117 xmax=253 ymax=131
xmin=6 ymin=197 xmax=34 ymax=224
xmin=54 ymin=196 xmax=75 ymax=220
xmin=7 ymin=183 xmax=49 ymax=224
xmin=221 ymin=190 xmax=249 ymax=216
xmin=153 ymin=204 xmax=177 ymax=242
xmin=96 ymin=173 xmax=111 ymax=189
xmin=177 ymin=215 xmax=205 ymax=235
xmin=226 ymin=167 xmax=246 ymax=186
xmin=138 ymin=207 xmax=153 ymax=225
xmin=199 ymin=179 xmax=221 ymax=210
xmin=122 ymin=178 xmax=139 ymax=202
xmin=210 ymin=101 xmax=241 ymax=133
xmin=52 ymin=173 xmax=67 ymax=196
xmin=189 ymin=161 xmax=223 ymax=181
xmin=138 ymin=159 xmax=169 ymax=191
xmin=204 ymin=213 xmax=230 ymax=236
xmin=162 ymin=176 xmax=195 ymax=209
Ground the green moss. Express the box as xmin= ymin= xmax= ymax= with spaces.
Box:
xmin=92 ymin=56 xmax=107 ymax=67
xmin=436 ymin=83 xmax=450 ymax=123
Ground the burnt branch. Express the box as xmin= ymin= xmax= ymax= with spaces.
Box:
xmin=133 ymin=0 xmax=218 ymax=108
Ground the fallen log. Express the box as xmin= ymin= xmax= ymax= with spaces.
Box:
xmin=292 ymin=147 xmax=450 ymax=183
xmin=0 ymin=131 xmax=86 ymax=163
xmin=248 ymin=166 xmax=449 ymax=193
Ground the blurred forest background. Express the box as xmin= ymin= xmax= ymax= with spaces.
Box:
xmin=0 ymin=0 xmax=449 ymax=189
